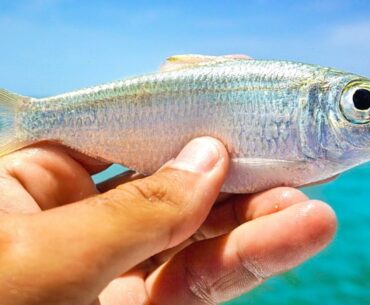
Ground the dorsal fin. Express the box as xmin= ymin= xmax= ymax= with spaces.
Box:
xmin=0 ymin=89 xmax=25 ymax=105
xmin=159 ymin=54 xmax=252 ymax=72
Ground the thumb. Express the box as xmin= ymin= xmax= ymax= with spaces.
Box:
xmin=2 ymin=137 xmax=229 ymax=303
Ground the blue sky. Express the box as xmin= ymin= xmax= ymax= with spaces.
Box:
xmin=0 ymin=0 xmax=369 ymax=96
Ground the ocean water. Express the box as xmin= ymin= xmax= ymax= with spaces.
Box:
xmin=95 ymin=163 xmax=370 ymax=304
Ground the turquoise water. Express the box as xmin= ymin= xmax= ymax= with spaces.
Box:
xmin=95 ymin=164 xmax=370 ymax=304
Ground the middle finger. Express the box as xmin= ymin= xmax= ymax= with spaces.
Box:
xmin=152 ymin=187 xmax=308 ymax=266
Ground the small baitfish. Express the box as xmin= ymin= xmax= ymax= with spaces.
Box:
xmin=1 ymin=54 xmax=370 ymax=193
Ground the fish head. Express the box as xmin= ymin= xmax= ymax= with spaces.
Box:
xmin=312 ymin=74 xmax=370 ymax=170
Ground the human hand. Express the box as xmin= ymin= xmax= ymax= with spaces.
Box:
xmin=0 ymin=137 xmax=336 ymax=305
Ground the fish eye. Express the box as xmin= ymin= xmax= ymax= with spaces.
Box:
xmin=353 ymin=89 xmax=370 ymax=111
xmin=340 ymin=81 xmax=370 ymax=124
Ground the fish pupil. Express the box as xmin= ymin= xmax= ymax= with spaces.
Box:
xmin=353 ymin=89 xmax=370 ymax=110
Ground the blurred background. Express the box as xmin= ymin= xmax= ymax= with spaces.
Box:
xmin=0 ymin=0 xmax=369 ymax=304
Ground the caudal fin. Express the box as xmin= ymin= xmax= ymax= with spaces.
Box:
xmin=0 ymin=89 xmax=31 ymax=156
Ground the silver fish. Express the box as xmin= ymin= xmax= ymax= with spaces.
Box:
xmin=1 ymin=54 xmax=370 ymax=193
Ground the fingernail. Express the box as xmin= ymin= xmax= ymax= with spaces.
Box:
xmin=170 ymin=138 xmax=221 ymax=173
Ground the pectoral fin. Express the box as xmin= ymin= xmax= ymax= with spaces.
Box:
xmin=160 ymin=54 xmax=252 ymax=72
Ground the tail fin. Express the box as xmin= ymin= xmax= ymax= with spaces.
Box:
xmin=0 ymin=89 xmax=31 ymax=156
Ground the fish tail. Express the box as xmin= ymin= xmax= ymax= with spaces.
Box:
xmin=0 ymin=89 xmax=32 ymax=156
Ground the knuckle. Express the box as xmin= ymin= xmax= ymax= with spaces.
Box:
xmin=118 ymin=170 xmax=191 ymax=211
xmin=125 ymin=178 xmax=170 ymax=204
xmin=235 ymin=248 xmax=267 ymax=285
xmin=90 ymin=169 xmax=200 ymax=250
xmin=183 ymin=245 xmax=266 ymax=304
xmin=184 ymin=261 xmax=217 ymax=305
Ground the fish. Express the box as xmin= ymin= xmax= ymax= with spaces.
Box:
xmin=0 ymin=54 xmax=370 ymax=193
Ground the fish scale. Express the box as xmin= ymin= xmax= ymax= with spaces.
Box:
xmin=0 ymin=55 xmax=369 ymax=193
xmin=21 ymin=61 xmax=345 ymax=190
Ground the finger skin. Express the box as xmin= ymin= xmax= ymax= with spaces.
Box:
xmin=0 ymin=175 xmax=40 ymax=213
xmin=145 ymin=200 xmax=337 ymax=305
xmin=0 ymin=137 xmax=229 ymax=305
xmin=99 ymin=271 xmax=148 ymax=305
xmin=152 ymin=187 xmax=308 ymax=266
xmin=0 ymin=138 xmax=337 ymax=305
xmin=195 ymin=187 xmax=309 ymax=239
xmin=0 ymin=144 xmax=99 ymax=210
